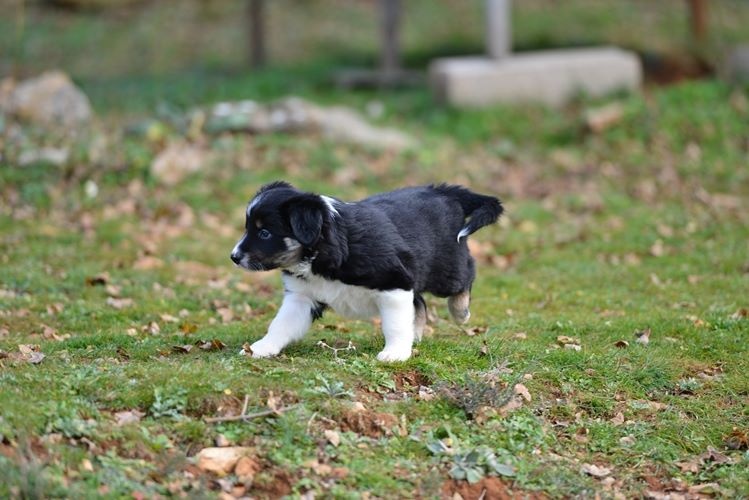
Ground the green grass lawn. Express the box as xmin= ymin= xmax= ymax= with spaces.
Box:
xmin=2 ymin=1 xmax=749 ymax=497
xmin=2 ymin=74 xmax=748 ymax=497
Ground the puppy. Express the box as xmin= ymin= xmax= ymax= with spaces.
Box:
xmin=231 ymin=181 xmax=503 ymax=361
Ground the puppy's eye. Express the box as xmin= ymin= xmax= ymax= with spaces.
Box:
xmin=258 ymin=228 xmax=272 ymax=240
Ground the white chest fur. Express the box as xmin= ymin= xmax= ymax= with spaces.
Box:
xmin=282 ymin=272 xmax=383 ymax=319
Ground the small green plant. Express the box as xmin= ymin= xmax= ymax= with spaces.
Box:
xmin=149 ymin=387 xmax=188 ymax=419
xmin=311 ymin=376 xmax=353 ymax=399
xmin=44 ymin=401 xmax=97 ymax=438
xmin=427 ymin=431 xmax=515 ymax=483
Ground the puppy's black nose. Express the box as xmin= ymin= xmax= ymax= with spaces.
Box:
xmin=230 ymin=252 xmax=241 ymax=264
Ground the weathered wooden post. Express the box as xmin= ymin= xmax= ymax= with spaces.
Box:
xmin=248 ymin=0 xmax=266 ymax=69
xmin=380 ymin=0 xmax=402 ymax=77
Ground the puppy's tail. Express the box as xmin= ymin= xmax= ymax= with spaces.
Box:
xmin=434 ymin=184 xmax=503 ymax=242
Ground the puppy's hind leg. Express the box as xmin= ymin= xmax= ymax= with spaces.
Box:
xmin=414 ymin=293 xmax=427 ymax=342
xmin=448 ymin=290 xmax=471 ymax=324
xmin=376 ymin=289 xmax=415 ymax=362
xmin=246 ymin=293 xmax=317 ymax=358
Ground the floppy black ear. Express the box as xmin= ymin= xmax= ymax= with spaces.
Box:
xmin=287 ymin=198 xmax=324 ymax=247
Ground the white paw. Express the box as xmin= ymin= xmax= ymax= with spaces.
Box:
xmin=243 ymin=340 xmax=281 ymax=358
xmin=376 ymin=347 xmax=412 ymax=362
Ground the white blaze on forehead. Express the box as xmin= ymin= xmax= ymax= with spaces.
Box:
xmin=321 ymin=195 xmax=339 ymax=216
xmin=247 ymin=193 xmax=264 ymax=218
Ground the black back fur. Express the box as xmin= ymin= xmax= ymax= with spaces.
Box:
xmin=235 ymin=183 xmax=503 ymax=295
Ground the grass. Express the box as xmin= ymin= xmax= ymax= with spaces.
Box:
xmin=2 ymin=1 xmax=749 ymax=498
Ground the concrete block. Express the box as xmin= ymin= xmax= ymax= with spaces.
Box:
xmin=430 ymin=47 xmax=642 ymax=107
xmin=725 ymin=44 xmax=749 ymax=84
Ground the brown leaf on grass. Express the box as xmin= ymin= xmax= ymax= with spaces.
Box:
xmin=196 ymin=339 xmax=226 ymax=351
xmin=41 ymin=324 xmax=70 ymax=342
xmin=160 ymin=313 xmax=179 ymax=323
xmin=686 ymin=315 xmax=707 ymax=327
xmin=730 ymin=308 xmax=748 ymax=320
xmin=584 ymin=102 xmax=624 ymax=133
xmin=581 ymin=463 xmax=612 ymax=477
xmin=556 ymin=335 xmax=580 ymax=346
xmin=514 ymin=383 xmax=532 ymax=402
xmin=18 ymin=344 xmax=45 ymax=364
xmin=512 ymin=332 xmax=527 ymax=340
xmin=104 ymin=284 xmax=122 ymax=297
xmin=216 ymin=307 xmax=234 ymax=324
xmin=649 ymin=239 xmax=667 ymax=257
xmin=85 ymin=272 xmax=109 ymax=286
xmin=614 ymin=340 xmax=629 ymax=348
xmin=106 ymin=297 xmax=133 ymax=309
xmin=698 ymin=447 xmax=734 ymax=465
xmin=172 ymin=344 xmax=194 ymax=354
xmin=113 ymin=409 xmax=145 ymax=426
xmin=463 ymin=325 xmax=488 ymax=336
xmin=324 ymin=429 xmax=341 ymax=447
xmin=676 ymin=458 xmax=701 ymax=474
xmin=610 ymin=412 xmax=625 ymax=426
xmin=179 ymin=322 xmax=198 ymax=334
xmin=724 ymin=428 xmax=749 ymax=450
xmin=142 ymin=321 xmax=160 ymax=335
xmin=46 ymin=303 xmax=64 ymax=315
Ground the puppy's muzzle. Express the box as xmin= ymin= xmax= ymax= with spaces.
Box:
xmin=230 ymin=250 xmax=242 ymax=266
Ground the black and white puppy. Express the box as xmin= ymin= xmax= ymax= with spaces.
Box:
xmin=230 ymin=181 xmax=503 ymax=362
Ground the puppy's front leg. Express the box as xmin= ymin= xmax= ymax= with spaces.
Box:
xmin=376 ymin=289 xmax=415 ymax=362
xmin=247 ymin=293 xmax=314 ymax=358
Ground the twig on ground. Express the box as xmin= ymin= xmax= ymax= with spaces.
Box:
xmin=316 ymin=340 xmax=356 ymax=358
xmin=205 ymin=403 xmax=299 ymax=423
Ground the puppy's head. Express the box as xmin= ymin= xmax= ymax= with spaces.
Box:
xmin=230 ymin=182 xmax=333 ymax=272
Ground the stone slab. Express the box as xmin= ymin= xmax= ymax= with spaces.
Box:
xmin=430 ymin=47 xmax=642 ymax=107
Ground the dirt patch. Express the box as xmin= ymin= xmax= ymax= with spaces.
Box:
xmin=196 ymin=395 xmax=245 ymax=419
xmin=393 ymin=369 xmax=431 ymax=391
xmin=441 ymin=477 xmax=542 ymax=500
xmin=249 ymin=468 xmax=294 ymax=498
xmin=339 ymin=409 xmax=399 ymax=438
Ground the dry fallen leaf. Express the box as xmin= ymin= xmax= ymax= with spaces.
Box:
xmin=581 ymin=463 xmax=612 ymax=478
xmin=584 ymin=102 xmax=624 ymax=133
xmin=556 ymin=335 xmax=580 ymax=346
xmin=196 ymin=339 xmax=226 ymax=351
xmin=724 ymin=428 xmax=749 ymax=450
xmin=114 ymin=409 xmax=145 ymax=426
xmin=106 ymin=297 xmax=134 ymax=309
xmin=676 ymin=458 xmax=701 ymax=474
xmin=418 ymin=386 xmax=435 ymax=401
xmin=463 ymin=325 xmax=488 ymax=336
xmin=216 ymin=307 xmax=234 ymax=324
xmin=610 ymin=412 xmax=625 ymax=426
xmin=730 ymin=308 xmax=748 ymax=320
xmin=614 ymin=340 xmax=629 ymax=348
xmin=160 ymin=313 xmax=179 ymax=323
xmin=18 ymin=344 xmax=45 ymax=364
xmin=635 ymin=328 xmax=651 ymax=345
xmin=514 ymin=383 xmax=532 ymax=402
xmin=85 ymin=272 xmax=110 ymax=286
xmin=142 ymin=321 xmax=160 ymax=335
xmin=324 ymin=429 xmax=341 ymax=447
xmin=172 ymin=344 xmax=194 ymax=354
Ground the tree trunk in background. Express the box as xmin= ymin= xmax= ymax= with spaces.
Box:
xmin=248 ymin=0 xmax=266 ymax=69
xmin=380 ymin=0 xmax=401 ymax=75
xmin=686 ymin=0 xmax=707 ymax=42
